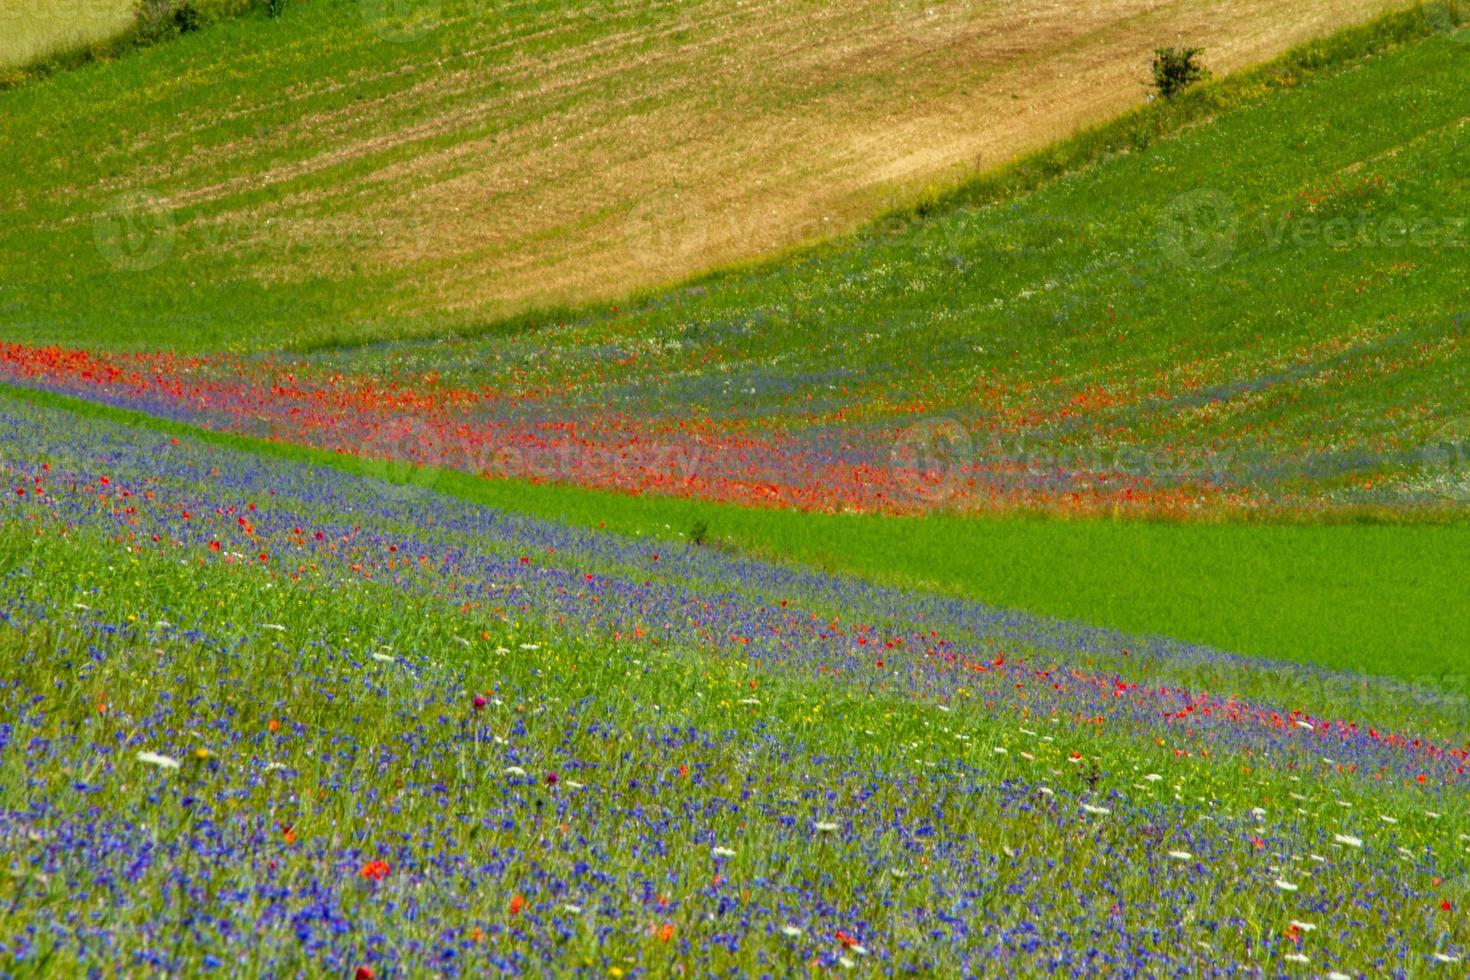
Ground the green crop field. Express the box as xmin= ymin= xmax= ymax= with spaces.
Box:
xmin=9 ymin=382 xmax=1468 ymax=691
xmin=4 ymin=2 xmax=1470 ymax=976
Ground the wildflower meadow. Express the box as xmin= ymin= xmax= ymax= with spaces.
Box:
xmin=3 ymin=2 xmax=1470 ymax=977
xmin=3 ymin=377 xmax=1470 ymax=976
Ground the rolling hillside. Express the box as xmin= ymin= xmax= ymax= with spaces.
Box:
xmin=5 ymin=9 xmax=1468 ymax=514
xmin=0 ymin=0 xmax=1423 ymax=349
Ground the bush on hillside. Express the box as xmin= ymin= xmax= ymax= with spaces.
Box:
xmin=687 ymin=519 xmax=710 ymax=547
xmin=134 ymin=0 xmax=203 ymax=41
xmin=133 ymin=0 xmax=280 ymax=45
xmin=1152 ymin=47 xmax=1210 ymax=98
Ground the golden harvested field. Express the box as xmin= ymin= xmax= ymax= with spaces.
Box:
xmin=0 ymin=0 xmax=1421 ymax=347
xmin=445 ymin=0 xmax=1421 ymax=314
xmin=0 ymin=0 xmax=132 ymax=69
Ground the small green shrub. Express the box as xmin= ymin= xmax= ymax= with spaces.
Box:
xmin=1152 ymin=47 xmax=1210 ymax=98
xmin=688 ymin=519 xmax=710 ymax=547
xmin=132 ymin=0 xmax=259 ymax=45
xmin=174 ymin=1 xmax=202 ymax=33
xmin=134 ymin=0 xmax=197 ymax=42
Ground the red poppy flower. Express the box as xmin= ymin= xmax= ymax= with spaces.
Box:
xmin=359 ymin=860 xmax=390 ymax=881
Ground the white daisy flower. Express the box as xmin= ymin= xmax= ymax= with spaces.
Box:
xmin=1274 ymin=879 xmax=1299 ymax=892
xmin=136 ymin=751 xmax=180 ymax=770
